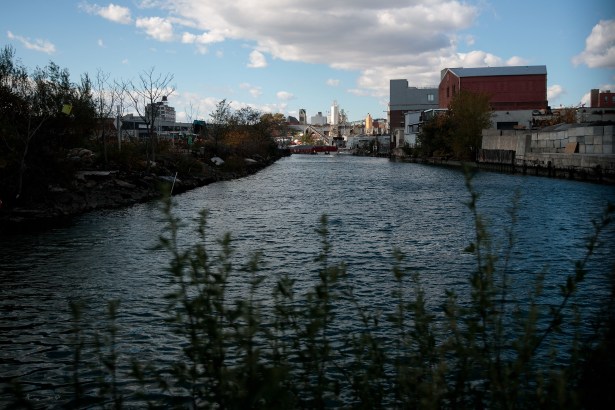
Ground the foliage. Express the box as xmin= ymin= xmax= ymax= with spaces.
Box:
xmin=417 ymin=112 xmax=454 ymax=158
xmin=206 ymin=101 xmax=283 ymax=159
xmin=6 ymin=172 xmax=614 ymax=409
xmin=208 ymin=99 xmax=233 ymax=155
xmin=0 ymin=49 xmax=283 ymax=212
xmin=448 ymin=90 xmax=492 ymax=160
xmin=417 ymin=90 xmax=491 ymax=161
xmin=0 ymin=45 xmax=95 ymax=205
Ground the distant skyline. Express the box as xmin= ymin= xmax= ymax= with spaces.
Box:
xmin=2 ymin=1 xmax=614 ymax=123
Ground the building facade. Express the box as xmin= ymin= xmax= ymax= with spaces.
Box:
xmin=438 ymin=65 xmax=547 ymax=111
xmin=299 ymin=109 xmax=307 ymax=124
xmin=590 ymin=89 xmax=615 ymax=108
xmin=389 ymin=80 xmax=439 ymax=133
xmin=146 ymin=95 xmax=176 ymax=124
xmin=311 ymin=112 xmax=327 ymax=126
xmin=330 ymin=101 xmax=340 ymax=125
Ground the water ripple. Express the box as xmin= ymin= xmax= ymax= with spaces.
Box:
xmin=1 ymin=155 xmax=614 ymax=407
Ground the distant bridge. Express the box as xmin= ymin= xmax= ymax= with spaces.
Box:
xmin=288 ymin=124 xmax=335 ymax=145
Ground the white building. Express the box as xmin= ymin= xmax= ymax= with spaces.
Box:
xmin=311 ymin=111 xmax=328 ymax=126
xmin=330 ymin=100 xmax=340 ymax=125
xmin=146 ymin=96 xmax=176 ymax=124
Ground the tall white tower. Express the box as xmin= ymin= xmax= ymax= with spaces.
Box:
xmin=330 ymin=100 xmax=340 ymax=125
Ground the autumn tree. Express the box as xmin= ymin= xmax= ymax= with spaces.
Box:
xmin=224 ymin=108 xmax=282 ymax=158
xmin=252 ymin=112 xmax=285 ymax=156
xmin=258 ymin=113 xmax=287 ymax=139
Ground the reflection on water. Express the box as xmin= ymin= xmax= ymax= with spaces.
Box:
xmin=1 ymin=155 xmax=614 ymax=407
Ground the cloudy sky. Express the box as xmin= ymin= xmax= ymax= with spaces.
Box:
xmin=2 ymin=0 xmax=614 ymax=122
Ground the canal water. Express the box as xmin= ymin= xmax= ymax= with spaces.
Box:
xmin=1 ymin=155 xmax=614 ymax=407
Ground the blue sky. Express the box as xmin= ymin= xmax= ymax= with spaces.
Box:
xmin=2 ymin=1 xmax=614 ymax=123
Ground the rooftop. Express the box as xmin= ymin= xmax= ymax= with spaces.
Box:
xmin=443 ymin=65 xmax=547 ymax=79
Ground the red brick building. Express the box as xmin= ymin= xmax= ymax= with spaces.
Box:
xmin=438 ymin=66 xmax=548 ymax=111
xmin=590 ymin=89 xmax=615 ymax=108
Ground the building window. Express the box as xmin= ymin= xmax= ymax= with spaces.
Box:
xmin=452 ymin=85 xmax=456 ymax=95
xmin=446 ymin=87 xmax=449 ymax=98
xmin=427 ymin=94 xmax=434 ymax=102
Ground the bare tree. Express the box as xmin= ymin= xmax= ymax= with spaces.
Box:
xmin=113 ymin=80 xmax=129 ymax=142
xmin=183 ymin=100 xmax=201 ymax=146
xmin=126 ymin=67 xmax=175 ymax=164
xmin=184 ymin=100 xmax=200 ymax=125
xmin=92 ymin=69 xmax=117 ymax=165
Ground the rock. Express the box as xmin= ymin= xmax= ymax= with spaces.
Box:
xmin=114 ymin=179 xmax=136 ymax=189
xmin=211 ymin=156 xmax=224 ymax=166
xmin=76 ymin=170 xmax=118 ymax=181
xmin=1 ymin=154 xmax=283 ymax=234
xmin=67 ymin=148 xmax=95 ymax=164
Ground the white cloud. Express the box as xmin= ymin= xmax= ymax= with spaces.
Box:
xmin=154 ymin=0 xmax=480 ymax=96
xmin=7 ymin=31 xmax=56 ymax=54
xmin=547 ymin=84 xmax=565 ymax=102
xmin=116 ymin=1 xmax=548 ymax=99
xmin=181 ymin=30 xmax=226 ymax=54
xmin=80 ymin=2 xmax=132 ymax=24
xmin=97 ymin=39 xmax=105 ymax=48
xmin=276 ymin=91 xmax=294 ymax=101
xmin=136 ymin=16 xmax=175 ymax=42
xmin=249 ymin=88 xmax=262 ymax=98
xmin=326 ymin=79 xmax=340 ymax=87
xmin=193 ymin=45 xmax=208 ymax=55
xmin=506 ymin=56 xmax=529 ymax=66
xmin=573 ymin=19 xmax=615 ymax=69
xmin=454 ymin=50 xmax=505 ymax=67
xmin=181 ymin=30 xmax=226 ymax=45
xmin=240 ymin=82 xmax=262 ymax=98
xmin=99 ymin=3 xmax=132 ymax=24
xmin=247 ymin=50 xmax=267 ymax=68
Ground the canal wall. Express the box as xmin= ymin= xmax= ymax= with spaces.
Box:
xmin=480 ymin=124 xmax=615 ymax=182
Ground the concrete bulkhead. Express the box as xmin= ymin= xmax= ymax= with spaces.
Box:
xmin=480 ymin=125 xmax=615 ymax=182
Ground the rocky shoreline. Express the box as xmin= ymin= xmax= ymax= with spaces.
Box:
xmin=0 ymin=156 xmax=280 ymax=234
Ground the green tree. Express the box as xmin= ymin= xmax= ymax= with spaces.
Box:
xmin=417 ymin=91 xmax=491 ymax=161
xmin=209 ymin=99 xmax=233 ymax=155
xmin=448 ymin=90 xmax=492 ymax=161
xmin=416 ymin=112 xmax=454 ymax=158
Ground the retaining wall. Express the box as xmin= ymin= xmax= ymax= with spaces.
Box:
xmin=480 ymin=125 xmax=615 ymax=181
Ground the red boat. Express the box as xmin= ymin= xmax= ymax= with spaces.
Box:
xmin=289 ymin=145 xmax=338 ymax=155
